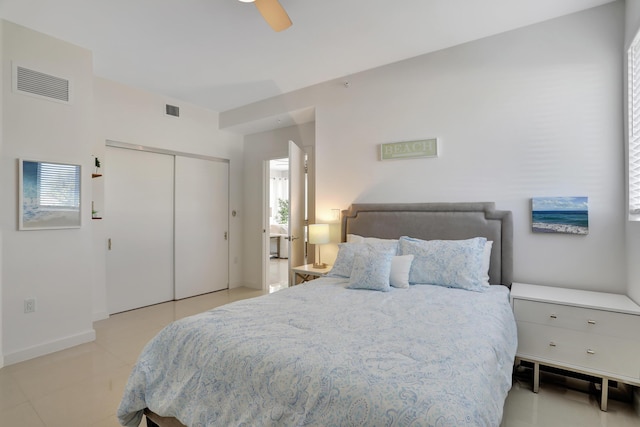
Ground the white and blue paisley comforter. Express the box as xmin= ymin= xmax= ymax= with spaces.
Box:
xmin=118 ymin=278 xmax=517 ymax=427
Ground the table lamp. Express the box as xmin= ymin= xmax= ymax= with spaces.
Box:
xmin=308 ymin=223 xmax=330 ymax=268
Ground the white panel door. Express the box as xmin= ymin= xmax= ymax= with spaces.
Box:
xmin=174 ymin=157 xmax=229 ymax=299
xmin=288 ymin=141 xmax=305 ymax=279
xmin=106 ymin=147 xmax=175 ymax=314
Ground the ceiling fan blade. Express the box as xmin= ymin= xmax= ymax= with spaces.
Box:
xmin=254 ymin=0 xmax=292 ymax=32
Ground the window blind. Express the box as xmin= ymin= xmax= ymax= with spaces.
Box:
xmin=629 ymin=32 xmax=640 ymax=218
xmin=38 ymin=162 xmax=80 ymax=209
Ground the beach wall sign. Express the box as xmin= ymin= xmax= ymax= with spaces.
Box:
xmin=531 ymin=197 xmax=588 ymax=235
xmin=379 ymin=138 xmax=438 ymax=161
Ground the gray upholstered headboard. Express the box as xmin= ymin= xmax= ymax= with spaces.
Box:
xmin=341 ymin=202 xmax=513 ymax=286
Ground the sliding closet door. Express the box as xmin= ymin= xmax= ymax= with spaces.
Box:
xmin=106 ymin=147 xmax=175 ymax=314
xmin=174 ymin=157 xmax=229 ymax=299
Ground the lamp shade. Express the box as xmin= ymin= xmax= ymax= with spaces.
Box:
xmin=308 ymin=223 xmax=330 ymax=245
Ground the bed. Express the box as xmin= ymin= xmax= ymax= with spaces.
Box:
xmin=118 ymin=202 xmax=517 ymax=427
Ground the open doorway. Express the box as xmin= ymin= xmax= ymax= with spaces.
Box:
xmin=267 ymin=158 xmax=290 ymax=293
xmin=263 ymin=143 xmax=309 ymax=293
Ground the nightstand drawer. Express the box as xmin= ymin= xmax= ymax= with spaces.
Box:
xmin=513 ymin=299 xmax=640 ymax=340
xmin=517 ymin=322 xmax=640 ymax=380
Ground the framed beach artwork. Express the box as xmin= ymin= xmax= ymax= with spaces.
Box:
xmin=531 ymin=197 xmax=588 ymax=235
xmin=19 ymin=159 xmax=81 ymax=230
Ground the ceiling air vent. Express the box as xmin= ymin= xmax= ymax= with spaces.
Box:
xmin=165 ymin=104 xmax=180 ymax=117
xmin=13 ymin=64 xmax=71 ymax=104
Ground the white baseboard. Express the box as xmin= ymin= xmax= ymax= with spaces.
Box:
xmin=92 ymin=310 xmax=109 ymax=322
xmin=3 ymin=329 xmax=96 ymax=366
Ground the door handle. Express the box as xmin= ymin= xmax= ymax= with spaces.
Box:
xmin=224 ymin=232 xmax=228 ymax=240
xmin=108 ymin=238 xmax=112 ymax=250
xmin=289 ymin=235 xmax=299 ymax=241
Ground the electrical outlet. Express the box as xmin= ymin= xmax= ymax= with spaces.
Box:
xmin=24 ymin=298 xmax=36 ymax=314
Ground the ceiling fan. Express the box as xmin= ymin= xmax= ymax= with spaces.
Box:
xmin=238 ymin=0 xmax=292 ymax=32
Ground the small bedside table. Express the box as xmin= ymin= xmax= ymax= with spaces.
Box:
xmin=510 ymin=282 xmax=640 ymax=411
xmin=291 ymin=263 xmax=331 ymax=285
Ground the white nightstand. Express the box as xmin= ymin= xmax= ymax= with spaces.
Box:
xmin=291 ymin=263 xmax=331 ymax=284
xmin=510 ymin=282 xmax=640 ymax=411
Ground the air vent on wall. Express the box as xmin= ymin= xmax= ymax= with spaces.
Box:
xmin=13 ymin=64 xmax=71 ymax=104
xmin=166 ymin=104 xmax=180 ymax=117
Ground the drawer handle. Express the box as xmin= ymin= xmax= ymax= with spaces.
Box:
xmin=549 ymin=342 xmax=557 ymax=347
xmin=587 ymin=349 xmax=596 ymax=355
xmin=549 ymin=314 xmax=557 ymax=319
xmin=587 ymin=320 xmax=596 ymax=325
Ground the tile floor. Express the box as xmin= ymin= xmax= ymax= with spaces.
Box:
xmin=504 ymin=370 xmax=639 ymax=426
xmin=269 ymin=257 xmax=290 ymax=293
xmin=0 ymin=287 xmax=638 ymax=427
xmin=0 ymin=287 xmax=264 ymax=427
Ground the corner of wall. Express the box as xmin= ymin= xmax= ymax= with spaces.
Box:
xmin=627 ymin=0 xmax=640 ymax=305
xmin=0 ymin=18 xmax=5 ymax=369
xmin=626 ymin=0 xmax=640 ymax=47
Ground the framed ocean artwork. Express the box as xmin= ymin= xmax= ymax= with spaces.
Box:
xmin=531 ymin=197 xmax=588 ymax=235
xmin=19 ymin=159 xmax=81 ymax=230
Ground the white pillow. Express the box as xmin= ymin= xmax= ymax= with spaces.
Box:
xmin=346 ymin=234 xmax=398 ymax=245
xmin=389 ymin=255 xmax=414 ymax=288
xmin=481 ymin=241 xmax=493 ymax=287
xmin=346 ymin=234 xmax=365 ymax=243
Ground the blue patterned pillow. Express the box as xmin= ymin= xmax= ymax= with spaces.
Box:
xmin=347 ymin=251 xmax=394 ymax=292
xmin=399 ymin=236 xmax=488 ymax=291
xmin=327 ymin=241 xmax=398 ymax=278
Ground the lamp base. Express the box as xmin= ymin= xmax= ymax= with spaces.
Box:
xmin=312 ymin=262 xmax=328 ymax=269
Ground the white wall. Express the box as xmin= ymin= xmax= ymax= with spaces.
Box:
xmin=0 ymin=2 xmax=628 ymax=366
xmin=626 ymin=0 xmax=640 ymax=304
xmin=93 ymin=77 xmax=245 ymax=318
xmin=230 ymin=2 xmax=625 ymax=293
xmin=1 ymin=21 xmax=96 ymax=365
xmin=0 ymin=21 xmax=245 ymax=364
xmin=242 ymin=123 xmax=315 ymax=288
